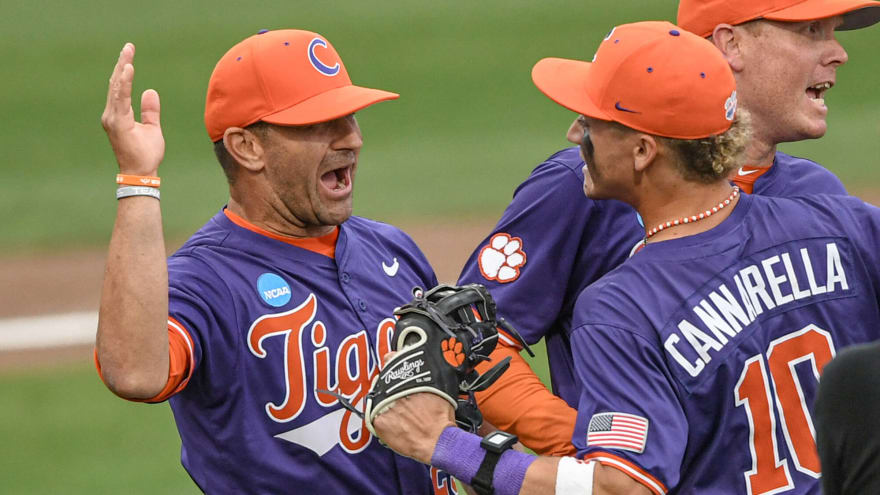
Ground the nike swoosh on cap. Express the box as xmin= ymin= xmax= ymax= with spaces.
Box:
xmin=615 ymin=102 xmax=640 ymax=114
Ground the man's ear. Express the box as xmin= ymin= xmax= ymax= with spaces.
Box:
xmin=710 ymin=24 xmax=745 ymax=73
xmin=223 ymin=127 xmax=267 ymax=172
xmin=632 ymin=133 xmax=658 ymax=174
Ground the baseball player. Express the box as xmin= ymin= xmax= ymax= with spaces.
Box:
xmin=95 ymin=30 xmax=457 ymax=494
xmin=460 ymin=0 xmax=880 ymax=456
xmin=814 ymin=341 xmax=880 ymax=494
xmin=370 ymin=20 xmax=880 ymax=495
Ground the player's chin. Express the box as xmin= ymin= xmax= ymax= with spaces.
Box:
xmin=584 ymin=188 xmax=611 ymax=201
xmin=807 ymin=120 xmax=828 ymax=139
xmin=583 ymin=178 xmax=608 ymax=200
xmin=800 ymin=101 xmax=829 ymax=138
xmin=582 ymin=181 xmax=592 ymax=199
xmin=318 ymin=202 xmax=354 ymax=227
xmin=796 ymin=118 xmax=828 ymax=141
xmin=582 ymin=171 xmax=597 ymax=198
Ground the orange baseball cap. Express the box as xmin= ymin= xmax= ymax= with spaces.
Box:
xmin=204 ymin=29 xmax=399 ymax=142
xmin=532 ymin=21 xmax=737 ymax=140
xmin=678 ymin=0 xmax=880 ymax=38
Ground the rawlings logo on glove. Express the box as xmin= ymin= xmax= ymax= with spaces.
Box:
xmin=382 ymin=357 xmax=426 ymax=384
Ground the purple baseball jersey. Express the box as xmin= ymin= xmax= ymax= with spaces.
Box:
xmin=570 ymin=193 xmax=880 ymax=494
xmin=746 ymin=152 xmax=847 ymax=197
xmin=458 ymin=147 xmax=848 ymax=407
xmin=163 ymin=210 xmax=455 ymax=494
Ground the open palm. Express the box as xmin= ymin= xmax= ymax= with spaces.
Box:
xmin=101 ymin=43 xmax=165 ymax=175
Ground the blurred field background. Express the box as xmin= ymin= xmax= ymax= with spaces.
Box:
xmin=1 ymin=0 xmax=878 ymax=492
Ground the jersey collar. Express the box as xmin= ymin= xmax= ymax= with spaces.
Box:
xmin=223 ymin=208 xmax=338 ymax=259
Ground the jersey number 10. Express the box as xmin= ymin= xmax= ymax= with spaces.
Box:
xmin=734 ymin=324 xmax=835 ymax=495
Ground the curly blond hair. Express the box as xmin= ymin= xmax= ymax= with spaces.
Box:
xmin=659 ymin=109 xmax=751 ymax=183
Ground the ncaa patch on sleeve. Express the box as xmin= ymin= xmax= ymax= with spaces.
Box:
xmin=587 ymin=412 xmax=649 ymax=453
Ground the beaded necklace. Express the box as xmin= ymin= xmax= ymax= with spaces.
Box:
xmin=644 ymin=186 xmax=740 ymax=240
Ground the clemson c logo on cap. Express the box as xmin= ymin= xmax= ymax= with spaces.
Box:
xmin=308 ymin=38 xmax=340 ymax=76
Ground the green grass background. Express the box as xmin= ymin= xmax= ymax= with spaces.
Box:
xmin=2 ymin=0 xmax=879 ymax=492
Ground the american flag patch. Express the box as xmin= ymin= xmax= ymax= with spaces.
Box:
xmin=587 ymin=412 xmax=649 ymax=453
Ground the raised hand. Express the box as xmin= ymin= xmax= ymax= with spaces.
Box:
xmin=101 ymin=43 xmax=165 ymax=176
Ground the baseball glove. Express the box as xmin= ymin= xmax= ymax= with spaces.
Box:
xmin=361 ymin=283 xmax=533 ymax=435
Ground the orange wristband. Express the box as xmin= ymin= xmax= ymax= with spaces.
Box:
xmin=116 ymin=174 xmax=161 ymax=188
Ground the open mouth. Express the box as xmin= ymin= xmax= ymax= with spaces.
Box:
xmin=806 ymin=81 xmax=832 ymax=106
xmin=320 ymin=166 xmax=351 ymax=192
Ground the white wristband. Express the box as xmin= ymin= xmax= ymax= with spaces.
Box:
xmin=116 ymin=186 xmax=160 ymax=200
xmin=556 ymin=456 xmax=595 ymax=495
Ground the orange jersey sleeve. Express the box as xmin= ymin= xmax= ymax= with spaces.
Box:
xmin=474 ymin=343 xmax=578 ymax=456
xmin=94 ymin=317 xmax=195 ymax=403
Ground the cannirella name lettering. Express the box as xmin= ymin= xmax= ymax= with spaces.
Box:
xmin=666 ymin=242 xmax=849 ymax=377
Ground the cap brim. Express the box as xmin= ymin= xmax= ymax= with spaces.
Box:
xmin=764 ymin=0 xmax=880 ymax=29
xmin=261 ymin=85 xmax=399 ymax=126
xmin=531 ymin=57 xmax=611 ymax=121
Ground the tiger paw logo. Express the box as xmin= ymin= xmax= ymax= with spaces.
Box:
xmin=441 ymin=337 xmax=465 ymax=367
xmin=478 ymin=233 xmax=526 ymax=283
